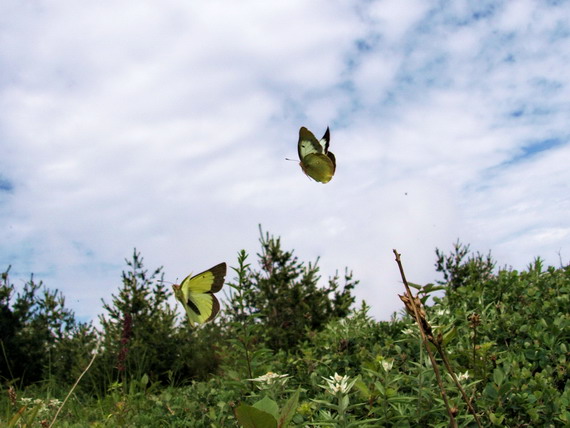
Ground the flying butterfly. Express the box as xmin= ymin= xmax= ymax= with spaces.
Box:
xmin=297 ymin=126 xmax=336 ymax=183
xmin=172 ymin=262 xmax=227 ymax=325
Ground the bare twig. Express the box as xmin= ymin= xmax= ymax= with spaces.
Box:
xmin=394 ymin=250 xmax=484 ymax=428
xmin=49 ymin=342 xmax=99 ymax=428
xmin=435 ymin=341 xmax=483 ymax=427
xmin=393 ymin=249 xmax=458 ymax=428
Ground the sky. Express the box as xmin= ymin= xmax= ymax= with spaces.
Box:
xmin=1 ymin=0 xmax=569 ymax=325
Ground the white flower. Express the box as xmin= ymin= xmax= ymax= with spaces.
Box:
xmin=381 ymin=359 xmax=394 ymax=372
xmin=49 ymin=399 xmax=63 ymax=408
xmin=321 ymin=373 xmax=357 ymax=395
xmin=248 ymin=371 xmax=289 ymax=388
xmin=457 ymin=371 xmax=470 ymax=382
xmin=19 ymin=398 xmax=49 ymax=415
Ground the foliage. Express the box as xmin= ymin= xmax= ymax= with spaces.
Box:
xmin=235 ymin=390 xmax=299 ymax=428
xmin=226 ymin=227 xmax=357 ymax=352
xmin=95 ymin=249 xmax=174 ymax=390
xmin=1 ymin=239 xmax=569 ymax=427
xmin=96 ymin=249 xmax=225 ymax=391
xmin=0 ymin=266 xmax=95 ymax=388
xmin=219 ymin=250 xmax=276 ymax=386
xmin=432 ymin=257 xmax=570 ymax=425
xmin=435 ymin=240 xmax=495 ymax=290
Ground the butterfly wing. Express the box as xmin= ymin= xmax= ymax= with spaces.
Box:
xmin=186 ymin=292 xmax=221 ymax=324
xmin=298 ymin=127 xmax=323 ymax=160
xmin=182 ymin=262 xmax=226 ymax=294
xmin=327 ymin=150 xmax=336 ymax=174
xmin=301 ymin=153 xmax=335 ymax=183
xmin=319 ymin=127 xmax=331 ymax=153
xmin=174 ymin=262 xmax=227 ymax=325
xmin=298 ymin=126 xmax=335 ymax=183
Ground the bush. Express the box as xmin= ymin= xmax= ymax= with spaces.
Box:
xmin=0 ymin=267 xmax=95 ymax=388
xmin=225 ymin=227 xmax=357 ymax=352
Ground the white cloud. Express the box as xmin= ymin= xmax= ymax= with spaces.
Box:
xmin=366 ymin=0 xmax=431 ymax=43
xmin=463 ymin=142 xmax=570 ymax=266
xmin=496 ymin=0 xmax=535 ymax=32
xmin=1 ymin=0 xmax=569 ymax=324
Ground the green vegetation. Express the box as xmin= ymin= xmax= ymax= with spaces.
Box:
xmin=1 ymin=230 xmax=569 ymax=427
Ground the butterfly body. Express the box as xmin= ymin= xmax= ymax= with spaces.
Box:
xmin=298 ymin=126 xmax=336 ymax=183
xmin=173 ymin=262 xmax=226 ymax=325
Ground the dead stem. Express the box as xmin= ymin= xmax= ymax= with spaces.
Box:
xmin=435 ymin=342 xmax=483 ymax=427
xmin=393 ymin=249 xmax=458 ymax=428
xmin=394 ymin=249 xmax=485 ymax=428
xmin=49 ymin=342 xmax=100 ymax=428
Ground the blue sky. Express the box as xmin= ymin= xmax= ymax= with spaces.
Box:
xmin=1 ymin=0 xmax=569 ymax=324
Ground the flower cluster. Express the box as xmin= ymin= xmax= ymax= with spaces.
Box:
xmin=321 ymin=373 xmax=357 ymax=395
xmin=457 ymin=371 xmax=470 ymax=382
xmin=19 ymin=398 xmax=63 ymax=416
xmin=249 ymin=372 xmax=289 ymax=390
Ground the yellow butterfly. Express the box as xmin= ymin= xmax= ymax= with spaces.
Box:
xmin=172 ymin=262 xmax=226 ymax=325
xmin=298 ymin=126 xmax=336 ymax=183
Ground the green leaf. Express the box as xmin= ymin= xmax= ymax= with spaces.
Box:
xmin=407 ymin=282 xmax=422 ymax=290
xmin=483 ymin=383 xmax=498 ymax=400
xmin=140 ymin=373 xmax=149 ymax=388
xmin=278 ymin=390 xmax=300 ymax=428
xmin=235 ymin=404 xmax=278 ymax=428
xmin=339 ymin=394 xmax=349 ymax=413
xmin=442 ymin=327 xmax=457 ymax=346
xmin=354 ymin=379 xmax=370 ymax=397
xmin=493 ymin=367 xmax=505 ymax=386
xmin=253 ymin=395 xmax=279 ymax=419
xmin=489 ymin=412 xmax=505 ymax=425
xmin=374 ymin=381 xmax=386 ymax=395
